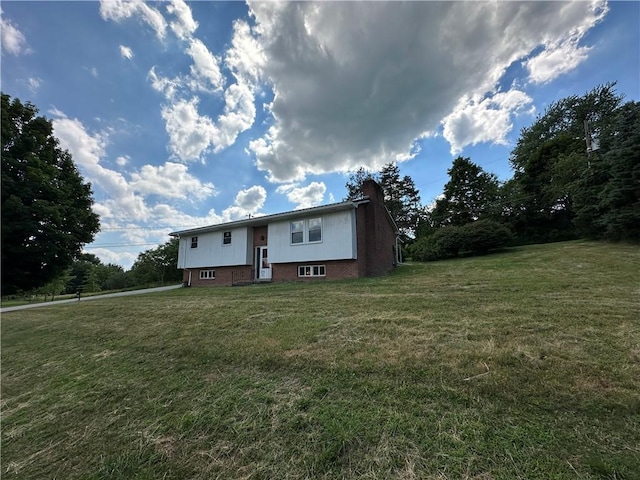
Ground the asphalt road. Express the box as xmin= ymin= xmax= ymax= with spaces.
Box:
xmin=0 ymin=284 xmax=183 ymax=313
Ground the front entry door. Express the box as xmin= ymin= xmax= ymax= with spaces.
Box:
xmin=256 ymin=246 xmax=271 ymax=280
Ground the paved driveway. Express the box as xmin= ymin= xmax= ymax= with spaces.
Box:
xmin=0 ymin=284 xmax=183 ymax=313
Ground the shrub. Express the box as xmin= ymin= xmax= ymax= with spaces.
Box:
xmin=409 ymin=226 xmax=463 ymax=261
xmin=459 ymin=219 xmax=513 ymax=255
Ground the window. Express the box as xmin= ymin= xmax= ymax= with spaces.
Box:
xmin=308 ymin=218 xmax=322 ymax=242
xmin=291 ymin=218 xmax=322 ymax=244
xmin=298 ymin=265 xmax=326 ymax=277
xmin=291 ymin=220 xmax=304 ymax=244
xmin=199 ymin=270 xmax=215 ymax=279
xmin=191 ymin=236 xmax=198 ymax=248
xmin=223 ymin=231 xmax=232 ymax=245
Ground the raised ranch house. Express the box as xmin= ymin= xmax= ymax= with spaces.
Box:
xmin=170 ymin=180 xmax=401 ymax=286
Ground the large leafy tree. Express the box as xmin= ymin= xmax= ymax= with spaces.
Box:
xmin=1 ymin=93 xmax=100 ymax=295
xmin=345 ymin=162 xmax=423 ymax=237
xmin=130 ymin=238 xmax=182 ymax=285
xmin=430 ymin=156 xmax=500 ymax=227
xmin=507 ymin=83 xmax=623 ymax=242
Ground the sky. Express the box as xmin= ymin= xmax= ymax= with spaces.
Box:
xmin=2 ymin=0 xmax=638 ymax=269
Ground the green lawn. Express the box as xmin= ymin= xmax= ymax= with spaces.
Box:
xmin=2 ymin=241 xmax=639 ymax=479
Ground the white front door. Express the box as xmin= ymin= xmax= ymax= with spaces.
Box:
xmin=256 ymin=246 xmax=271 ymax=280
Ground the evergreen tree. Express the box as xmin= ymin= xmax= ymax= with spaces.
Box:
xmin=345 ymin=163 xmax=423 ymax=237
xmin=430 ymin=157 xmax=500 ymax=227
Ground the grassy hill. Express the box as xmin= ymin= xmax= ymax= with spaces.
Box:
xmin=2 ymin=241 xmax=639 ymax=479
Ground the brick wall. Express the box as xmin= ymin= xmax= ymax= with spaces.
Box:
xmin=253 ymin=226 xmax=268 ymax=246
xmin=357 ymin=179 xmax=398 ymax=277
xmin=273 ymin=260 xmax=360 ymax=282
xmin=183 ymin=265 xmax=253 ymax=286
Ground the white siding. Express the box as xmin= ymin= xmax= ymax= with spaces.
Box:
xmin=177 ymin=227 xmax=250 ymax=268
xmin=268 ymin=210 xmax=356 ymax=263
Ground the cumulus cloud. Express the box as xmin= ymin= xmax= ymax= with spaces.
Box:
xmin=220 ymin=185 xmax=267 ymax=221
xmin=442 ymin=90 xmax=534 ymax=155
xmin=187 ymin=38 xmax=224 ymax=93
xmin=276 ymin=182 xmax=326 ymax=210
xmin=161 ymin=98 xmax=217 ymax=161
xmin=525 ymin=1 xmax=608 ymax=84
xmin=119 ymin=45 xmax=134 ymax=59
xmin=166 ymin=0 xmax=198 ymax=40
xmin=245 ymin=1 xmax=608 ymax=181
xmin=1 ymin=9 xmax=29 ymax=55
xmin=99 ymin=0 xmax=167 ymax=39
xmin=525 ymin=43 xmax=590 ymax=85
xmin=129 ymin=162 xmax=215 ymax=201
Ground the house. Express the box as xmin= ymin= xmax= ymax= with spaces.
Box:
xmin=169 ymin=180 xmax=401 ymax=286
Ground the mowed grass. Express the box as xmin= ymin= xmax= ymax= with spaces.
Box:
xmin=2 ymin=241 xmax=639 ymax=479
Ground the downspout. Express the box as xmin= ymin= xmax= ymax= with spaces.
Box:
xmin=395 ymin=236 xmax=402 ymax=265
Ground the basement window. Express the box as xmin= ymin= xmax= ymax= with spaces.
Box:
xmin=298 ymin=265 xmax=326 ymax=277
xmin=199 ymin=270 xmax=215 ymax=280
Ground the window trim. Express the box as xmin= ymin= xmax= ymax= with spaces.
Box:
xmin=199 ymin=269 xmax=215 ymax=280
xmin=298 ymin=265 xmax=326 ymax=277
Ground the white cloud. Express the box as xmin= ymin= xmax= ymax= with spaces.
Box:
xmin=442 ymin=90 xmax=534 ymax=155
xmin=276 ymin=182 xmax=326 ymax=210
xmin=119 ymin=45 xmax=134 ymax=60
xmin=245 ymin=1 xmax=609 ymax=181
xmin=225 ymin=19 xmax=265 ymax=86
xmin=214 ymin=81 xmax=256 ymax=152
xmin=166 ymin=0 xmax=198 ymax=40
xmin=187 ymin=39 xmax=224 ymax=93
xmin=161 ymin=98 xmax=217 ymax=161
xmin=115 ymin=156 xmax=129 ymax=167
xmin=27 ymin=77 xmax=41 ymax=93
xmin=129 ymin=162 xmax=215 ymax=201
xmin=1 ymin=9 xmax=29 ymax=55
xmin=524 ymin=1 xmax=608 ymax=84
xmin=525 ymin=42 xmax=590 ymax=85
xmin=99 ymin=0 xmax=167 ymax=39
xmin=220 ymin=185 xmax=267 ymax=221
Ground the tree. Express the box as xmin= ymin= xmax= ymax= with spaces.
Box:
xmin=430 ymin=157 xmax=500 ymax=227
xmin=345 ymin=162 xmax=423 ymax=237
xmin=344 ymin=166 xmax=377 ymax=199
xmin=507 ymin=83 xmax=623 ymax=243
xmin=589 ymin=101 xmax=640 ymax=241
xmin=1 ymin=93 xmax=100 ymax=295
xmin=130 ymin=239 xmax=182 ymax=285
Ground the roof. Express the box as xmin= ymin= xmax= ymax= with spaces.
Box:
xmin=169 ymin=198 xmax=370 ymax=237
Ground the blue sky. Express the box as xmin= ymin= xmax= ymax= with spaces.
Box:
xmin=2 ymin=1 xmax=638 ymax=269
